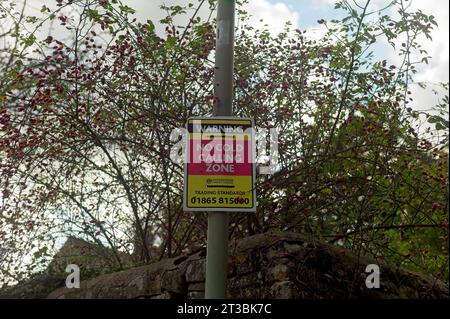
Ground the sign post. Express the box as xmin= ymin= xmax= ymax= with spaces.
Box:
xmin=205 ymin=0 xmax=235 ymax=299
xmin=183 ymin=116 xmax=256 ymax=298
xmin=184 ymin=0 xmax=239 ymax=299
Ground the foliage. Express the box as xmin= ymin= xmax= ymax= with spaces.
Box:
xmin=0 ymin=0 xmax=448 ymax=287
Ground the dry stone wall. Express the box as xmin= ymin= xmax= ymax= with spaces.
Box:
xmin=47 ymin=232 xmax=449 ymax=299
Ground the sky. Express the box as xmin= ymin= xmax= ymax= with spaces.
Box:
xmin=20 ymin=0 xmax=449 ymax=118
xmin=1 ymin=0 xmax=448 ymax=285
xmin=120 ymin=0 xmax=449 ymax=131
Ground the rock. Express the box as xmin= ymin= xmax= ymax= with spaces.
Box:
xmin=161 ymin=267 xmax=186 ymax=295
xmin=270 ymin=281 xmax=299 ymax=299
xmin=267 ymin=264 xmax=290 ymax=282
xmin=188 ymin=282 xmax=205 ymax=291
xmin=35 ymin=231 xmax=449 ymax=299
xmin=47 ymin=236 xmax=133 ymax=275
xmin=188 ymin=291 xmax=204 ymax=299
xmin=48 ymin=265 xmax=151 ymax=299
xmin=0 ymin=274 xmax=65 ymax=299
xmin=185 ymin=258 xmax=205 ymax=283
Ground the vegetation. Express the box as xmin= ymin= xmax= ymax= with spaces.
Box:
xmin=0 ymin=0 xmax=448 ymax=288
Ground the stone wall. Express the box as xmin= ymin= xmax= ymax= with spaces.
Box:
xmin=0 ymin=236 xmax=134 ymax=299
xmin=47 ymin=232 xmax=449 ymax=299
xmin=47 ymin=237 xmax=134 ymax=274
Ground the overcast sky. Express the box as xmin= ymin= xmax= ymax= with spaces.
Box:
xmin=2 ymin=0 xmax=447 ymax=282
xmin=20 ymin=0 xmax=450 ymax=121
xmin=120 ymin=0 xmax=448 ymax=113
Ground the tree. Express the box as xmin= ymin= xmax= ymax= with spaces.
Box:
xmin=0 ymin=0 xmax=448 ymax=288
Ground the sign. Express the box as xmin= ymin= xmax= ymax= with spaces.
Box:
xmin=183 ymin=117 xmax=256 ymax=212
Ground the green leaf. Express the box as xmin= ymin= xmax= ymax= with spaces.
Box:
xmin=40 ymin=5 xmax=49 ymax=13
xmin=165 ymin=36 xmax=176 ymax=49
xmin=427 ymin=115 xmax=439 ymax=123
xmin=147 ymin=20 xmax=155 ymax=33
xmin=87 ymin=9 xmax=100 ymax=20
xmin=26 ymin=16 xmax=38 ymax=24
xmin=22 ymin=34 xmax=36 ymax=47
xmin=119 ymin=5 xmax=136 ymax=15
xmin=435 ymin=122 xmax=445 ymax=130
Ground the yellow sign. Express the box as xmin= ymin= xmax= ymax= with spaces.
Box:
xmin=183 ymin=117 xmax=256 ymax=212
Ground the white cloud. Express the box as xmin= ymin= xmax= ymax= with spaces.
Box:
xmin=359 ymin=0 xmax=449 ymax=134
xmin=391 ymin=0 xmax=449 ymax=140
xmin=124 ymin=0 xmax=301 ymax=36
xmin=8 ymin=0 xmax=301 ymax=54
xmin=311 ymin=0 xmax=448 ymax=140
xmin=305 ymin=24 xmax=328 ymax=41
xmin=242 ymin=0 xmax=300 ymax=35
xmin=403 ymin=0 xmax=449 ymax=137
xmin=411 ymin=0 xmax=449 ymax=84
xmin=124 ymin=0 xmax=214 ymax=36
xmin=392 ymin=0 xmax=448 ymax=83
xmin=313 ymin=0 xmax=336 ymax=9
xmin=314 ymin=0 xmax=385 ymax=10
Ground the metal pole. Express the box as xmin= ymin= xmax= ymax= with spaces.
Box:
xmin=205 ymin=0 xmax=235 ymax=299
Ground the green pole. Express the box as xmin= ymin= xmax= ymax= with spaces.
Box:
xmin=205 ymin=0 xmax=235 ymax=299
